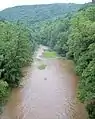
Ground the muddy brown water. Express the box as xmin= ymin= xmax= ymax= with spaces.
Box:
xmin=0 ymin=47 xmax=87 ymax=119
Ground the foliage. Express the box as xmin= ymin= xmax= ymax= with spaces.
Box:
xmin=35 ymin=4 xmax=95 ymax=119
xmin=0 ymin=80 xmax=9 ymax=113
xmin=0 ymin=21 xmax=35 ymax=110
xmin=38 ymin=18 xmax=70 ymax=56
xmin=0 ymin=3 xmax=94 ymax=119
xmin=0 ymin=3 xmax=82 ymax=27
xmin=0 ymin=21 xmax=35 ymax=86
xmin=0 ymin=80 xmax=9 ymax=103
xmin=67 ymin=6 xmax=95 ymax=119
xmin=86 ymin=100 xmax=95 ymax=119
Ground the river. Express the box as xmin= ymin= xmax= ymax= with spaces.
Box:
xmin=0 ymin=46 xmax=87 ymax=119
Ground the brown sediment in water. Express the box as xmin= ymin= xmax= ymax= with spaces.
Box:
xmin=0 ymin=46 xmax=88 ymax=119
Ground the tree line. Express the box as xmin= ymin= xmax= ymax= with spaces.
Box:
xmin=0 ymin=21 xmax=36 ymax=112
xmin=36 ymin=5 xmax=95 ymax=119
xmin=0 ymin=3 xmax=94 ymax=119
xmin=0 ymin=3 xmax=82 ymax=27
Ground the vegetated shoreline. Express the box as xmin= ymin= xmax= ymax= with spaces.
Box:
xmin=0 ymin=46 xmax=88 ymax=119
xmin=0 ymin=21 xmax=36 ymax=114
xmin=0 ymin=3 xmax=95 ymax=119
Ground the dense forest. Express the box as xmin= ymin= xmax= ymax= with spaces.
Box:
xmin=0 ymin=3 xmax=82 ymax=27
xmin=0 ymin=2 xmax=95 ymax=119
xmin=36 ymin=4 xmax=95 ymax=119
xmin=0 ymin=21 xmax=36 ymax=112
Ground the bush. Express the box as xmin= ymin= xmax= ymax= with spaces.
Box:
xmin=86 ymin=100 xmax=95 ymax=119
xmin=0 ymin=80 xmax=9 ymax=104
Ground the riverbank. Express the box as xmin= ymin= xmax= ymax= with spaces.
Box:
xmin=1 ymin=46 xmax=88 ymax=119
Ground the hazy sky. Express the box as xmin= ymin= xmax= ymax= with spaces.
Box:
xmin=0 ymin=0 xmax=91 ymax=11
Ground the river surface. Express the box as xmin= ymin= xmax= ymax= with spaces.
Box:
xmin=0 ymin=46 xmax=87 ymax=119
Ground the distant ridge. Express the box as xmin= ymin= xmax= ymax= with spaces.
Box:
xmin=0 ymin=3 xmax=82 ymax=26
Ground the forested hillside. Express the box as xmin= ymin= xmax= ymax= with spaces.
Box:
xmin=0 ymin=21 xmax=36 ymax=112
xmin=0 ymin=3 xmax=82 ymax=27
xmin=33 ymin=4 xmax=95 ymax=119
xmin=0 ymin=2 xmax=95 ymax=119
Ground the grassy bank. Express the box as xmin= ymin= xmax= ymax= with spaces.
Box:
xmin=43 ymin=51 xmax=57 ymax=58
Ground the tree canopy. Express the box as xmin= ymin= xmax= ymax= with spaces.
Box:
xmin=0 ymin=3 xmax=82 ymax=27
xmin=0 ymin=3 xmax=95 ymax=118
xmin=0 ymin=21 xmax=36 ymax=111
